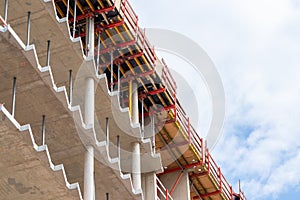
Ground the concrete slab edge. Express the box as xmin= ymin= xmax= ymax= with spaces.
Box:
xmin=1 ymin=20 xmax=144 ymax=199
xmin=0 ymin=104 xmax=84 ymax=200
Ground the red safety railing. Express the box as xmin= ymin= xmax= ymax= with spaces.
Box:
xmin=115 ymin=2 xmax=246 ymax=199
xmin=120 ymin=0 xmax=156 ymax=65
xmin=137 ymin=27 xmax=156 ymax=65
xmin=240 ymin=191 xmax=247 ymax=200
xmin=161 ymin=59 xmax=205 ymax=160
xmin=120 ymin=0 xmax=138 ymax=35
xmin=161 ymin=58 xmax=176 ymax=97
xmin=156 ymin=176 xmax=174 ymax=200
xmin=161 ymin=58 xmax=246 ymax=200
xmin=199 ymin=150 xmax=238 ymax=200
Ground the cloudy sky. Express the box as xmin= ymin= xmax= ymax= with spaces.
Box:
xmin=130 ymin=0 xmax=300 ymax=199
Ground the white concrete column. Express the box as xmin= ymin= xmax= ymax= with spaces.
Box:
xmin=84 ymin=77 xmax=95 ymax=200
xmin=86 ymin=17 xmax=95 ymax=59
xmin=132 ymin=142 xmax=141 ymax=191
xmin=85 ymin=78 xmax=94 ymax=125
xmin=160 ymin=171 xmax=190 ymax=200
xmin=84 ymin=146 xmax=94 ymax=200
xmin=142 ymin=173 xmax=157 ymax=200
xmin=132 ymin=82 xmax=139 ymax=124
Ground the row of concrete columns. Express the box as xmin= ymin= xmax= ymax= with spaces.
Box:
xmin=83 ymin=78 xmax=142 ymax=199
xmin=82 ymin=16 xmax=142 ymax=200
xmin=8 ymin=10 xmax=189 ymax=200
xmin=59 ymin=18 xmax=189 ymax=200
xmin=81 ymin=11 xmax=190 ymax=200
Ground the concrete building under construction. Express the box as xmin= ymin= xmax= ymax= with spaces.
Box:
xmin=0 ymin=0 xmax=246 ymax=199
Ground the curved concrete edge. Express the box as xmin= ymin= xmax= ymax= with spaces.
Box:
xmin=41 ymin=0 xmax=161 ymax=161
xmin=0 ymin=23 xmax=145 ymax=199
xmin=0 ymin=104 xmax=83 ymax=200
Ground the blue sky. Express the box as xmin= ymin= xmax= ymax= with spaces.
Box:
xmin=130 ymin=0 xmax=300 ymax=199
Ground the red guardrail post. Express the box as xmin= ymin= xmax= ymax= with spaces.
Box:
xmin=218 ymin=167 xmax=222 ymax=191
xmin=188 ymin=117 xmax=191 ymax=143
xmin=174 ymin=93 xmax=177 ymax=119
xmin=166 ymin=189 xmax=169 ymax=200
xmin=207 ymin=151 xmax=210 ymax=173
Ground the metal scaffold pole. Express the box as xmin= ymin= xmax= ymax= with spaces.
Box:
xmin=11 ymin=77 xmax=16 ymax=117
xmin=110 ymin=51 xmax=114 ymax=92
xmin=69 ymin=70 xmax=73 ymax=105
xmin=46 ymin=40 xmax=51 ymax=67
xmin=141 ymin=98 xmax=144 ymax=138
xmin=96 ymin=31 xmax=101 ymax=73
xmin=41 ymin=115 xmax=46 ymax=146
xmin=72 ymin=0 xmax=77 ymax=38
xmin=4 ymin=0 xmax=8 ymax=23
xmin=26 ymin=11 xmax=31 ymax=47
xmin=117 ymin=64 xmax=120 ymax=95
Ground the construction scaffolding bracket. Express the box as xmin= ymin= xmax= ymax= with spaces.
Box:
xmin=158 ymin=162 xmax=202 ymax=176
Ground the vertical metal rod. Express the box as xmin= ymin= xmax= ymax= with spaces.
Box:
xmin=117 ymin=64 xmax=120 ymax=97
xmin=11 ymin=77 xmax=16 ymax=117
xmin=106 ymin=193 xmax=109 ymax=200
xmin=129 ymin=81 xmax=132 ymax=116
xmin=4 ymin=0 xmax=8 ymax=23
xmin=141 ymin=98 xmax=144 ymax=138
xmin=66 ymin=0 xmax=70 ymax=18
xmin=26 ymin=11 xmax=31 ymax=47
xmin=120 ymin=90 xmax=124 ymax=108
xmin=110 ymin=51 xmax=113 ymax=92
xmin=151 ymin=114 xmax=155 ymax=149
xmin=86 ymin=17 xmax=90 ymax=55
xmin=72 ymin=0 xmax=77 ymax=38
xmin=78 ymin=24 xmax=81 ymax=38
xmin=42 ymin=115 xmax=46 ymax=145
xmin=69 ymin=70 xmax=73 ymax=105
xmin=96 ymin=31 xmax=101 ymax=73
xmin=46 ymin=40 xmax=50 ymax=67
xmin=117 ymin=135 xmax=120 ymax=158
xmin=105 ymin=117 xmax=109 ymax=145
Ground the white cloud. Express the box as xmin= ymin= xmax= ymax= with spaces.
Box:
xmin=131 ymin=0 xmax=300 ymax=199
